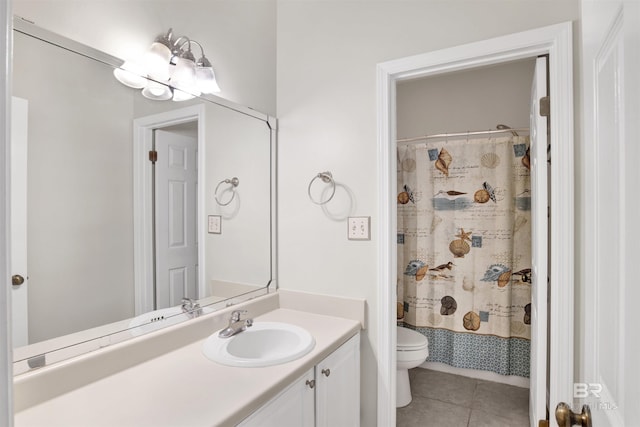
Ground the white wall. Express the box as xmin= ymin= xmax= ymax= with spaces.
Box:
xmin=397 ymin=59 xmax=535 ymax=138
xmin=276 ymin=2 xmax=579 ymax=423
xmin=12 ymin=0 xmax=277 ymax=116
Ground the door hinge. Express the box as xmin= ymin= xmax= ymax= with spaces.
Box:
xmin=149 ymin=150 xmax=158 ymax=163
xmin=538 ymin=420 xmax=549 ymax=427
xmin=540 ymin=96 xmax=550 ymax=117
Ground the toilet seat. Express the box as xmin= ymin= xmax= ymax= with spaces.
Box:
xmin=397 ymin=326 xmax=428 ymax=351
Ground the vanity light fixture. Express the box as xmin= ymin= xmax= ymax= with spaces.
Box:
xmin=113 ymin=28 xmax=220 ymax=101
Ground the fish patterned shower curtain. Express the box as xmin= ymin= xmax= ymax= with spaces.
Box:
xmin=397 ymin=135 xmax=532 ymax=377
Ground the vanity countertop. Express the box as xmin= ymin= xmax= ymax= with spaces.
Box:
xmin=14 ymin=308 xmax=361 ymax=426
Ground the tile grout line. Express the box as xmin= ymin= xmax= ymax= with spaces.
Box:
xmin=466 ymin=378 xmax=481 ymax=426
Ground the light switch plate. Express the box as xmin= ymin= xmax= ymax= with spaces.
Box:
xmin=348 ymin=216 xmax=371 ymax=240
xmin=208 ymin=215 xmax=222 ymax=234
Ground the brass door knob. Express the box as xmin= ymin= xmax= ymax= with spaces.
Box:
xmin=555 ymin=402 xmax=592 ymax=427
xmin=12 ymin=274 xmax=25 ymax=286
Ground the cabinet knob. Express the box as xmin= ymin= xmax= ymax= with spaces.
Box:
xmin=306 ymin=379 xmax=315 ymax=389
xmin=321 ymin=368 xmax=331 ymax=377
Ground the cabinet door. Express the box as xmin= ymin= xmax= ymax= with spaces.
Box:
xmin=237 ymin=369 xmax=315 ymax=427
xmin=315 ymin=333 xmax=360 ymax=427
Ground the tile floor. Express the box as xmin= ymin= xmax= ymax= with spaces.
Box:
xmin=397 ymin=368 xmax=529 ymax=427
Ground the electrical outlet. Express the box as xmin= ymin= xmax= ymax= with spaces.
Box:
xmin=208 ymin=215 xmax=221 ymax=234
xmin=348 ymin=216 xmax=371 ymax=240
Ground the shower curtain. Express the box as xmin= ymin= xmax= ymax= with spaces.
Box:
xmin=397 ymin=135 xmax=531 ymax=377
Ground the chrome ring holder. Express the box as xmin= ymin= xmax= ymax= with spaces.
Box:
xmin=215 ymin=177 xmax=240 ymax=206
xmin=308 ymin=171 xmax=336 ymax=205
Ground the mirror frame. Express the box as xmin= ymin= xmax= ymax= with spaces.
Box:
xmin=10 ymin=16 xmax=278 ymax=373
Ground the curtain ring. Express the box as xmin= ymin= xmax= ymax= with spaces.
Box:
xmin=215 ymin=177 xmax=239 ymax=206
xmin=308 ymin=171 xmax=336 ymax=205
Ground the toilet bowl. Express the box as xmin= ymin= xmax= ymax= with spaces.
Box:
xmin=396 ymin=326 xmax=429 ymax=407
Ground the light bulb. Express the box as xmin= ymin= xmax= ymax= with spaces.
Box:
xmin=141 ymin=81 xmax=172 ymax=101
xmin=169 ymin=53 xmax=201 ymax=101
xmin=113 ymin=61 xmax=147 ymax=89
xmin=172 ymin=88 xmax=197 ymax=102
xmin=144 ymin=41 xmax=172 ymax=81
xmin=195 ymin=57 xmax=220 ymax=94
xmin=170 ymin=55 xmax=196 ymax=86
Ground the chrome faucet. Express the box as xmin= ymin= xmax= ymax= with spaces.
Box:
xmin=181 ymin=298 xmax=202 ymax=319
xmin=218 ymin=310 xmax=253 ymax=338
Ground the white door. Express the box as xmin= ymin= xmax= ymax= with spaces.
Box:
xmin=529 ymin=56 xmax=549 ymax=426
xmin=573 ymin=1 xmax=640 ymax=426
xmin=154 ymin=130 xmax=198 ymax=309
xmin=11 ymin=97 xmax=29 ymax=348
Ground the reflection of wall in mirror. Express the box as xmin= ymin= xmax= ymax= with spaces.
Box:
xmin=12 ymin=31 xmax=136 ymax=344
xmin=208 ymin=280 xmax=262 ymax=299
xmin=130 ymin=97 xmax=274 ymax=300
xmin=203 ymin=102 xmax=272 ymax=298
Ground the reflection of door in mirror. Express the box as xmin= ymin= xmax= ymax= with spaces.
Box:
xmin=153 ymin=128 xmax=198 ymax=309
xmin=11 ymin=97 xmax=28 ymax=348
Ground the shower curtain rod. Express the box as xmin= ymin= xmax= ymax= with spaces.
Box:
xmin=397 ymin=127 xmax=530 ymax=144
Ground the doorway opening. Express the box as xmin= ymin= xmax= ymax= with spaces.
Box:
xmin=376 ymin=23 xmax=574 ymax=427
xmin=395 ymin=57 xmax=542 ymax=425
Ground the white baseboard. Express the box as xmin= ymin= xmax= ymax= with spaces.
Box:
xmin=419 ymin=361 xmax=530 ymax=389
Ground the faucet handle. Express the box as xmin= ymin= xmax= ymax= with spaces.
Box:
xmin=230 ymin=309 xmax=247 ymax=322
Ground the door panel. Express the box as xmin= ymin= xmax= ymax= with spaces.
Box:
xmin=155 ymin=130 xmax=198 ymax=309
xmin=11 ymin=97 xmax=29 ymax=347
xmin=594 ymin=23 xmax=623 ymax=423
xmin=578 ymin=0 xmax=639 ymax=425
xmin=530 ymin=56 xmax=549 ymax=426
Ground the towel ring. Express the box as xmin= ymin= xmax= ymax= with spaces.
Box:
xmin=215 ymin=177 xmax=240 ymax=206
xmin=308 ymin=171 xmax=336 ymax=205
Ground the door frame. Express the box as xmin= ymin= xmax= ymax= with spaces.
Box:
xmin=376 ymin=22 xmax=574 ymax=426
xmin=133 ymin=104 xmax=206 ymax=315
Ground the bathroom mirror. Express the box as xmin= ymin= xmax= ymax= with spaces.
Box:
xmin=10 ymin=19 xmax=276 ymax=371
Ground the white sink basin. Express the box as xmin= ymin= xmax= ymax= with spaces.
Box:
xmin=202 ymin=321 xmax=315 ymax=367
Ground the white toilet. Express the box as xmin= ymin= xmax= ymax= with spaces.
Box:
xmin=396 ymin=326 xmax=429 ymax=407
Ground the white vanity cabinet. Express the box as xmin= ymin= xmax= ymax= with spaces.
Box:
xmin=237 ymin=368 xmax=315 ymax=427
xmin=238 ymin=333 xmax=360 ymax=427
xmin=315 ymin=333 xmax=360 ymax=427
